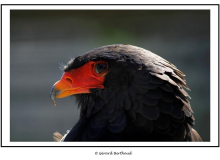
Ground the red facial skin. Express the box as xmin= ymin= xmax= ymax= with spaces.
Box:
xmin=50 ymin=61 xmax=108 ymax=105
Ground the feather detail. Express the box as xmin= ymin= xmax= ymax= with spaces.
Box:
xmin=53 ymin=132 xmax=63 ymax=142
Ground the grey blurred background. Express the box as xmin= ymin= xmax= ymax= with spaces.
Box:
xmin=10 ymin=10 xmax=210 ymax=141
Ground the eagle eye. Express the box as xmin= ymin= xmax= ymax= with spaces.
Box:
xmin=94 ymin=61 xmax=108 ymax=75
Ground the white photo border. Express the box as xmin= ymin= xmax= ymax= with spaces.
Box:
xmin=1 ymin=4 xmax=219 ymax=147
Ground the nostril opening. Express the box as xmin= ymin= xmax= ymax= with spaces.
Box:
xmin=65 ymin=78 xmax=72 ymax=85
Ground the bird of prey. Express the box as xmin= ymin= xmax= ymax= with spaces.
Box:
xmin=50 ymin=44 xmax=202 ymax=142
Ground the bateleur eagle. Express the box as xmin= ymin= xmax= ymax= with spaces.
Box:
xmin=50 ymin=44 xmax=202 ymax=142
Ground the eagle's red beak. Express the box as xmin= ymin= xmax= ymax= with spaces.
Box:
xmin=50 ymin=61 xmax=106 ymax=106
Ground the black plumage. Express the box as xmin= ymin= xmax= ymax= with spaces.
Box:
xmin=52 ymin=44 xmax=202 ymax=142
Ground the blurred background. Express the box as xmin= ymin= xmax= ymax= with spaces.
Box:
xmin=10 ymin=10 xmax=210 ymax=141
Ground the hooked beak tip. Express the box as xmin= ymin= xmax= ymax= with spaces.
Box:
xmin=52 ymin=101 xmax=56 ymax=106
xmin=50 ymin=84 xmax=57 ymax=106
xmin=50 ymin=93 xmax=56 ymax=106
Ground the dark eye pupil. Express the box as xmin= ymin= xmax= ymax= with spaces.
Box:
xmin=95 ymin=63 xmax=107 ymax=74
